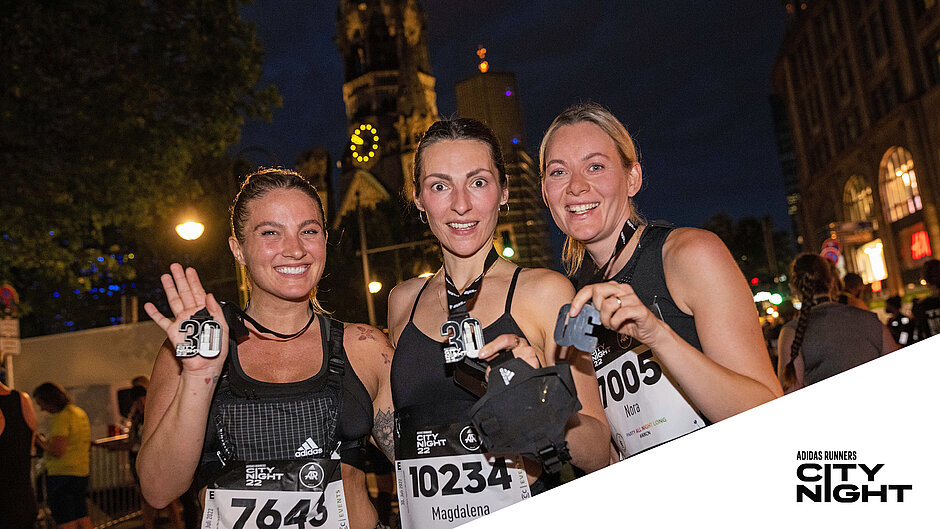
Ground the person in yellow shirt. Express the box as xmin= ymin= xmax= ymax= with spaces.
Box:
xmin=33 ymin=382 xmax=91 ymax=529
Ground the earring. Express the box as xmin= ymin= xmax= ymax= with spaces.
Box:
xmin=500 ymin=202 xmax=509 ymax=214
xmin=419 ymin=210 xmax=427 ymax=224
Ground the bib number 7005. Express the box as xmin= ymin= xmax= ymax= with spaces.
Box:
xmin=408 ymin=457 xmax=512 ymax=498
xmin=597 ymin=350 xmax=663 ymax=408
xmin=231 ymin=497 xmax=327 ymax=529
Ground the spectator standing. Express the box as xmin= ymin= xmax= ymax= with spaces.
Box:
xmin=777 ymin=255 xmax=899 ymax=393
xmin=0 ymin=381 xmax=39 ymax=529
xmin=885 ymin=296 xmax=915 ymax=347
xmin=114 ymin=382 xmax=184 ymax=529
xmin=837 ymin=272 xmax=870 ymax=310
xmin=912 ymin=259 xmax=940 ymax=341
xmin=33 ymin=382 xmax=91 ymax=529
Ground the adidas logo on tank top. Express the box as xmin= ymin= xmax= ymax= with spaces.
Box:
xmin=295 ymin=437 xmax=322 ymax=457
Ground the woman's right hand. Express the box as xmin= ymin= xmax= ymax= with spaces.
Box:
xmin=143 ymin=263 xmax=229 ymax=377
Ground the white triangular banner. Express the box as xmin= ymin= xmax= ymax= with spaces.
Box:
xmin=469 ymin=336 xmax=939 ymax=528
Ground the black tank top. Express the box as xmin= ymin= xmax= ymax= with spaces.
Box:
xmin=578 ymin=222 xmax=702 ymax=351
xmin=0 ymin=390 xmax=38 ymax=529
xmin=197 ymin=312 xmax=373 ymax=485
xmin=391 ymin=268 xmax=526 ymax=411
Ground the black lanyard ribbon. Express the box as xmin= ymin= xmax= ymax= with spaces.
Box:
xmin=443 ymin=246 xmax=500 ymax=321
xmin=588 ymin=218 xmax=639 ymax=284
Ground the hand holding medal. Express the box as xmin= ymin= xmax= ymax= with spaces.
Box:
xmin=143 ymin=263 xmax=230 ymax=374
xmin=569 ymin=281 xmax=668 ymax=348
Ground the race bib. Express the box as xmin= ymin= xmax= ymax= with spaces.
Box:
xmin=202 ymin=459 xmax=348 ymax=529
xmin=395 ymin=422 xmax=530 ymax=529
xmin=593 ymin=341 xmax=705 ymax=458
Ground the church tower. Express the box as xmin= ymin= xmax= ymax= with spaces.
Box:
xmin=335 ymin=0 xmax=439 ymax=219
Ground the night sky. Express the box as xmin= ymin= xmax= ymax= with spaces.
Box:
xmin=237 ymin=1 xmax=790 ymax=235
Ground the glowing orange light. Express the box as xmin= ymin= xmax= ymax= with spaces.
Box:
xmin=870 ymin=280 xmax=883 ymax=293
xmin=477 ymin=47 xmax=487 ymax=59
xmin=478 ymin=60 xmax=489 ymax=73
xmin=911 ymin=230 xmax=932 ymax=260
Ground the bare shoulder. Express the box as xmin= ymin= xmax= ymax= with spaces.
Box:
xmin=662 ymin=227 xmax=747 ymax=313
xmin=342 ymin=322 xmax=394 ymax=368
xmin=662 ymin=227 xmax=734 ymax=272
xmin=388 ymin=276 xmax=430 ymax=343
xmin=516 ymin=267 xmax=576 ymax=307
xmin=342 ymin=322 xmax=393 ymax=354
xmin=341 ymin=322 xmax=393 ymax=397
xmin=389 ymin=276 xmax=428 ymax=309
xmin=512 ymin=268 xmax=575 ymax=351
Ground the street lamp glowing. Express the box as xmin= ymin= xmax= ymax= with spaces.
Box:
xmin=368 ymin=281 xmax=382 ymax=294
xmin=176 ymin=221 xmax=205 ymax=240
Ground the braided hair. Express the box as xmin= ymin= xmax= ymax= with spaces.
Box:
xmin=783 ymin=254 xmax=838 ymax=389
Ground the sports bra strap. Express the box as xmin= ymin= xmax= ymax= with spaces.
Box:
xmin=324 ymin=316 xmax=346 ymax=392
xmin=409 ymin=267 xmax=521 ymax=320
xmin=505 ymin=267 xmax=522 ymax=313
xmin=408 ymin=275 xmax=435 ymax=322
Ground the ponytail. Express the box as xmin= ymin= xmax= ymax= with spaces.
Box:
xmin=782 ymin=253 xmax=837 ymax=390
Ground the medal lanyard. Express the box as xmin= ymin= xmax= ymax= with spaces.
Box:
xmin=239 ymin=302 xmax=316 ymax=340
xmin=443 ymin=246 xmax=500 ymax=321
xmin=588 ymin=218 xmax=639 ymax=284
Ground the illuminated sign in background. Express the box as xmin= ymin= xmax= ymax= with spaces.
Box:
xmin=898 ymin=222 xmax=932 ymax=269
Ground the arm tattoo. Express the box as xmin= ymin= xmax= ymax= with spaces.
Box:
xmin=373 ymin=408 xmax=395 ymax=462
xmin=357 ymin=325 xmax=376 ymax=341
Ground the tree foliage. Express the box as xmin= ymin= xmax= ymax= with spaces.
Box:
xmin=702 ymin=213 xmax=795 ymax=292
xmin=0 ymin=1 xmax=279 ymax=335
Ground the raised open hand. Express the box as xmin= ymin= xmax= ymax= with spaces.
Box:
xmin=143 ymin=263 xmax=229 ymax=376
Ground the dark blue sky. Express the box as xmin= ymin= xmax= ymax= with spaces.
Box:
xmin=237 ymin=1 xmax=790 ymax=232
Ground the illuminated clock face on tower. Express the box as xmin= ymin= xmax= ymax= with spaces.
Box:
xmin=350 ymin=124 xmax=379 ymax=165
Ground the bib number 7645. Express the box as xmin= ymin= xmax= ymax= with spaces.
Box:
xmin=230 ymin=497 xmax=327 ymax=529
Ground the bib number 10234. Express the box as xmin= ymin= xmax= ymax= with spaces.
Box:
xmin=407 ymin=457 xmax=512 ymax=498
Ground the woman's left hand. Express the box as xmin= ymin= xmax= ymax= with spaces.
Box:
xmin=478 ymin=334 xmax=543 ymax=370
xmin=569 ymin=281 xmax=668 ymax=347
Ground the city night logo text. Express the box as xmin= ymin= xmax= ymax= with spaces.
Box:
xmin=795 ymin=451 xmax=912 ymax=502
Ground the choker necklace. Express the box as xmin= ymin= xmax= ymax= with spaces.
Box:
xmin=239 ymin=302 xmax=316 ymax=340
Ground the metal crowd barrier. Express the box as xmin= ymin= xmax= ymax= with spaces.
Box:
xmin=33 ymin=435 xmax=142 ymax=529
xmin=88 ymin=435 xmax=141 ymax=528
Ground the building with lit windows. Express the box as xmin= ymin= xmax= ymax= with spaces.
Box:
xmin=456 ymin=67 xmax=552 ymax=268
xmin=772 ymin=0 xmax=940 ymax=295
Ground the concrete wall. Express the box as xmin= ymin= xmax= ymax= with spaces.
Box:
xmin=11 ymin=322 xmax=167 ymax=439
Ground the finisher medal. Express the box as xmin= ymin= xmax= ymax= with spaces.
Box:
xmin=175 ymin=308 xmax=223 ymax=358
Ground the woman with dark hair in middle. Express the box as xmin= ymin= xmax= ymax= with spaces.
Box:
xmin=387 ymin=117 xmax=609 ymax=527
